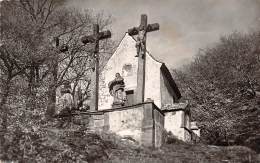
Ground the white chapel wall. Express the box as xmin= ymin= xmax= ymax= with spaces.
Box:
xmin=99 ymin=34 xmax=138 ymax=110
xmin=99 ymin=33 xmax=164 ymax=110
xmin=164 ymin=111 xmax=185 ymax=140
xmin=144 ymin=53 xmax=162 ymax=108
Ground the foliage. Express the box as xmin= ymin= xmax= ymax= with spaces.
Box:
xmin=1 ymin=127 xmax=110 ymax=162
xmin=0 ymin=0 xmax=114 ymax=110
xmin=1 ymin=126 xmax=259 ymax=163
xmin=0 ymin=0 xmax=114 ymax=158
xmin=173 ymin=31 xmax=260 ymax=151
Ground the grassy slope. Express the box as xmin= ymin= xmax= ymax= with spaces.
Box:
xmin=1 ymin=125 xmax=259 ymax=163
xmin=105 ymin=134 xmax=259 ymax=163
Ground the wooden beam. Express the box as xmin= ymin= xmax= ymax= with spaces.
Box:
xmin=81 ymin=24 xmax=111 ymax=111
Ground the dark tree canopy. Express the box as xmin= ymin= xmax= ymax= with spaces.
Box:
xmin=173 ymin=31 xmax=260 ymax=152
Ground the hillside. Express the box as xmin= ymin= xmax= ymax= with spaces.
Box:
xmin=1 ymin=125 xmax=259 ymax=163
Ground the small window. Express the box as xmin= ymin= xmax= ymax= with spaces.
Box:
xmin=122 ymin=64 xmax=133 ymax=77
xmin=125 ymin=90 xmax=134 ymax=106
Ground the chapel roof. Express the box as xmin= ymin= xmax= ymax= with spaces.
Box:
xmin=108 ymin=32 xmax=181 ymax=99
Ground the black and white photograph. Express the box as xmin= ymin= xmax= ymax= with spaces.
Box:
xmin=0 ymin=0 xmax=260 ymax=162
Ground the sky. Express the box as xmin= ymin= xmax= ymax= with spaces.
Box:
xmin=67 ymin=0 xmax=260 ymax=68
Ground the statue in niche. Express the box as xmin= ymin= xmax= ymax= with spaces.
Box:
xmin=108 ymin=73 xmax=126 ymax=107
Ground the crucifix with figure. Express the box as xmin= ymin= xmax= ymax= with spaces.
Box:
xmin=81 ymin=24 xmax=111 ymax=111
xmin=128 ymin=14 xmax=159 ymax=103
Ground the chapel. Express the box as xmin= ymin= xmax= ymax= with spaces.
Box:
xmin=89 ymin=33 xmax=200 ymax=147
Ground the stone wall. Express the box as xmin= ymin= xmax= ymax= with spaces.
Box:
xmin=153 ymin=106 xmax=166 ymax=147
xmin=90 ymin=102 xmax=165 ymax=147
xmin=164 ymin=111 xmax=184 ymax=140
xmin=105 ymin=105 xmax=144 ymax=143
xmin=140 ymin=102 xmax=165 ymax=147
xmin=164 ymin=110 xmax=193 ymax=142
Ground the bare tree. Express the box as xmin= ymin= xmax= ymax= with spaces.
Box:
xmin=0 ymin=0 xmax=114 ymax=125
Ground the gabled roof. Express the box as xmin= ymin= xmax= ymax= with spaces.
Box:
xmin=160 ymin=63 xmax=182 ymax=99
xmin=107 ymin=32 xmax=181 ymax=99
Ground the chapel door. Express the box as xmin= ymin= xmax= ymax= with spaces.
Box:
xmin=125 ymin=90 xmax=134 ymax=106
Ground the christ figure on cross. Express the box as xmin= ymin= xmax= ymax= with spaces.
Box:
xmin=135 ymin=30 xmax=146 ymax=58
xmin=128 ymin=14 xmax=159 ymax=103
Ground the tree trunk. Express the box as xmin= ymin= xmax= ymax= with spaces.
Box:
xmin=0 ymin=75 xmax=12 ymax=146
xmin=45 ymin=60 xmax=58 ymax=119
xmin=46 ymin=85 xmax=57 ymax=118
xmin=0 ymin=75 xmax=12 ymax=129
xmin=27 ymin=65 xmax=37 ymax=110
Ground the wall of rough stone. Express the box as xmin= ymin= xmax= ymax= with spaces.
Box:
xmin=106 ymin=106 xmax=144 ymax=143
xmin=90 ymin=102 xmax=165 ymax=147
xmin=89 ymin=113 xmax=106 ymax=132
xmin=141 ymin=102 xmax=165 ymax=147
xmin=153 ymin=107 xmax=166 ymax=147
xmin=141 ymin=103 xmax=155 ymax=146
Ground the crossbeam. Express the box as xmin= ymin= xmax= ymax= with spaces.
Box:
xmin=81 ymin=27 xmax=111 ymax=44
xmin=127 ymin=14 xmax=159 ymax=104
xmin=128 ymin=23 xmax=159 ymax=36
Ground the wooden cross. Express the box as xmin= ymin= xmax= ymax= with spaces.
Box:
xmin=81 ymin=24 xmax=111 ymax=111
xmin=128 ymin=14 xmax=159 ymax=103
xmin=45 ymin=37 xmax=69 ymax=118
